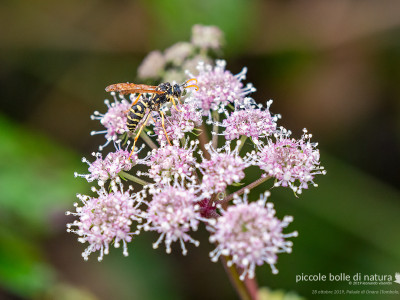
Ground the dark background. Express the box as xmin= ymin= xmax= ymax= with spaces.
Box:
xmin=0 ymin=0 xmax=399 ymax=299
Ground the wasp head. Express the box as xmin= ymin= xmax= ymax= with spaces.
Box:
xmin=172 ymin=84 xmax=183 ymax=98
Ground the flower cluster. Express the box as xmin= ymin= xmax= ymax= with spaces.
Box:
xmin=90 ymin=97 xmax=131 ymax=149
xmin=222 ymin=100 xmax=278 ymax=141
xmin=253 ymin=128 xmax=326 ymax=194
xmin=68 ymin=25 xmax=325 ymax=280
xmin=141 ymin=182 xmax=205 ymax=255
xmin=137 ymin=25 xmax=223 ymax=83
xmin=209 ymin=191 xmax=297 ymax=279
xmin=198 ymin=141 xmax=248 ymax=196
xmin=153 ymin=100 xmax=202 ymax=143
xmin=75 ymin=144 xmax=136 ymax=185
xmin=144 ymin=141 xmax=198 ymax=183
xmin=191 ymin=24 xmax=224 ymax=50
xmin=66 ymin=179 xmax=142 ymax=261
xmin=189 ymin=60 xmax=256 ymax=114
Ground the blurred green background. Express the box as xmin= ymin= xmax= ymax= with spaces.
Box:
xmin=0 ymin=0 xmax=399 ymax=299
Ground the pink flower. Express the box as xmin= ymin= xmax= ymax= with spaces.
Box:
xmin=254 ymin=129 xmax=326 ymax=194
xmin=75 ymin=153 xmax=109 ymax=183
xmin=164 ymin=42 xmax=195 ymax=66
xmin=191 ymin=24 xmax=224 ymax=50
xmin=209 ymin=192 xmax=297 ymax=279
xmin=91 ymin=95 xmax=131 ymax=149
xmin=141 ymin=183 xmax=204 ymax=255
xmin=153 ymin=100 xmax=202 ymax=143
xmin=144 ymin=142 xmax=198 ymax=183
xmin=67 ymin=180 xmax=143 ymax=261
xmin=198 ymin=142 xmax=247 ymax=196
xmin=190 ymin=60 xmax=255 ymax=115
xmin=222 ymin=101 xmax=277 ymax=140
xmin=137 ymin=50 xmax=166 ymax=79
xmin=75 ymin=144 xmax=137 ymax=185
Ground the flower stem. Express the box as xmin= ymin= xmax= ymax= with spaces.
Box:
xmin=220 ymin=256 xmax=259 ymax=300
xmin=222 ymin=176 xmax=271 ymax=203
xmin=199 ymin=123 xmax=211 ymax=159
xmin=140 ymin=130 xmax=158 ymax=150
xmin=119 ymin=171 xmax=151 ymax=186
xmin=181 ymin=135 xmax=187 ymax=147
xmin=244 ymin=276 xmax=259 ymax=300
xmin=212 ymin=111 xmax=219 ymax=149
xmin=237 ymin=135 xmax=248 ymax=153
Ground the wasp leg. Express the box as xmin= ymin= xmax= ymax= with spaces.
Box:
xmin=160 ymin=111 xmax=172 ymax=146
xmin=129 ymin=112 xmax=151 ymax=159
xmin=124 ymin=93 xmax=142 ymax=113
xmin=132 ymin=93 xmax=142 ymax=106
xmin=170 ymin=96 xmax=182 ymax=112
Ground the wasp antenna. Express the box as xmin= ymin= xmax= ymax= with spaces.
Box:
xmin=183 ymin=78 xmax=198 ymax=86
xmin=183 ymin=78 xmax=199 ymax=91
xmin=185 ymin=84 xmax=199 ymax=91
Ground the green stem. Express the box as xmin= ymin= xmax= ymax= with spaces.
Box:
xmin=199 ymin=47 xmax=207 ymax=57
xmin=244 ymin=277 xmax=259 ymax=300
xmin=119 ymin=171 xmax=151 ymax=186
xmin=220 ymin=256 xmax=253 ymax=300
xmin=237 ymin=135 xmax=248 ymax=153
xmin=180 ymin=135 xmax=186 ymax=147
xmin=140 ymin=130 xmax=158 ymax=150
xmin=222 ymin=176 xmax=271 ymax=203
xmin=199 ymin=123 xmax=211 ymax=159
xmin=212 ymin=111 xmax=219 ymax=149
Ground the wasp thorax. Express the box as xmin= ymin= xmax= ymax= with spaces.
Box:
xmin=159 ymin=82 xmax=172 ymax=92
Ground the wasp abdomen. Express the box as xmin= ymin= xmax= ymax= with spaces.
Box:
xmin=126 ymin=100 xmax=149 ymax=132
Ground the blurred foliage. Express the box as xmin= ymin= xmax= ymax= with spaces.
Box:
xmin=0 ymin=226 xmax=54 ymax=298
xmin=258 ymin=286 xmax=305 ymax=300
xmin=42 ymin=284 xmax=97 ymax=300
xmin=0 ymin=113 xmax=83 ymax=297
xmin=141 ymin=0 xmax=257 ymax=54
xmin=0 ymin=114 xmax=81 ymax=233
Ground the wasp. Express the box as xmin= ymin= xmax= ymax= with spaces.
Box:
xmin=105 ymin=78 xmax=199 ymax=158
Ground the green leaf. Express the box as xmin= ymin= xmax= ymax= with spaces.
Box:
xmin=0 ymin=226 xmax=55 ymax=297
xmin=0 ymin=114 xmax=87 ymax=233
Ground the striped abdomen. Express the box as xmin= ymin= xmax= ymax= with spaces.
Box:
xmin=126 ymin=99 xmax=149 ymax=132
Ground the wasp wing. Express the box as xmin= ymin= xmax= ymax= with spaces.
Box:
xmin=119 ymin=88 xmax=165 ymax=95
xmin=105 ymin=83 xmax=164 ymax=95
